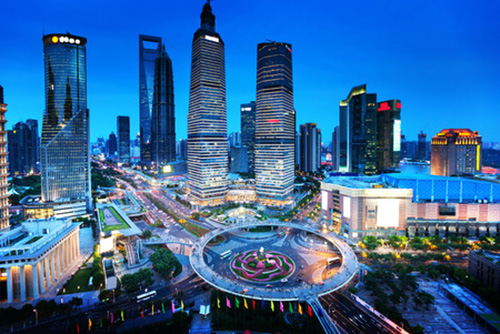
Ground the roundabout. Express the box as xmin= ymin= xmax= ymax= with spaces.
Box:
xmin=189 ymin=220 xmax=359 ymax=302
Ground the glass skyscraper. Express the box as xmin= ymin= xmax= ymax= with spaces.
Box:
xmin=241 ymin=101 xmax=256 ymax=172
xmin=376 ymin=100 xmax=401 ymax=171
xmin=187 ymin=2 xmax=228 ymax=207
xmin=255 ymin=42 xmax=295 ymax=206
xmin=338 ymin=84 xmax=377 ymax=175
xmin=151 ymin=46 xmax=175 ymax=167
xmin=8 ymin=120 xmax=39 ymax=176
xmin=139 ymin=35 xmax=162 ymax=164
xmin=299 ymin=123 xmax=321 ymax=172
xmin=117 ymin=116 xmax=130 ymax=162
xmin=41 ymin=34 xmax=91 ymax=208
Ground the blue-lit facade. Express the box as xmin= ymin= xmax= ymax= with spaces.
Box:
xmin=41 ymin=34 xmax=91 ymax=209
xmin=255 ymin=42 xmax=295 ymax=206
xmin=187 ymin=2 xmax=228 ymax=207
xmin=139 ymin=35 xmax=162 ymax=164
xmin=241 ymin=101 xmax=256 ymax=172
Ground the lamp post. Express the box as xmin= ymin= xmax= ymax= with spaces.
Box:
xmin=33 ymin=309 xmax=38 ymax=324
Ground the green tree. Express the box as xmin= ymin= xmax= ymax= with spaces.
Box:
xmin=142 ymin=230 xmax=152 ymax=238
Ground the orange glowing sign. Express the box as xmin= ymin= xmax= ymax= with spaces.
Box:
xmin=52 ymin=36 xmax=59 ymax=43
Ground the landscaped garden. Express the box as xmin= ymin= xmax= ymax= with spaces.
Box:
xmin=231 ymin=249 xmax=294 ymax=282
xmin=100 ymin=207 xmax=130 ymax=232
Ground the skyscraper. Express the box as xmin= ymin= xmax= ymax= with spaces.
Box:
xmin=255 ymin=42 xmax=295 ymax=206
xmin=139 ymin=35 xmax=162 ymax=164
xmin=41 ymin=34 xmax=91 ymax=209
xmin=117 ymin=116 xmax=130 ymax=162
xmin=107 ymin=132 xmax=117 ymax=158
xmin=151 ymin=46 xmax=175 ymax=167
xmin=332 ymin=126 xmax=340 ymax=171
xmin=241 ymin=101 xmax=256 ymax=172
xmin=376 ymin=100 xmax=401 ymax=171
xmin=0 ymin=85 xmax=9 ymax=230
xmin=299 ymin=123 xmax=321 ymax=172
xmin=431 ymin=129 xmax=482 ymax=176
xmin=8 ymin=120 xmax=39 ymax=176
xmin=338 ymin=84 xmax=377 ymax=174
xmin=187 ymin=2 xmax=228 ymax=207
xmin=417 ymin=131 xmax=427 ymax=161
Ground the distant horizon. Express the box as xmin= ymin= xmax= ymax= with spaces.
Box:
xmin=1 ymin=0 xmax=499 ymax=143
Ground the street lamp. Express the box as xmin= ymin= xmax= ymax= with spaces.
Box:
xmin=33 ymin=309 xmax=38 ymax=324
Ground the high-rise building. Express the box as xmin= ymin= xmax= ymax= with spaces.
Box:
xmin=230 ymin=146 xmax=248 ymax=173
xmin=41 ymin=34 xmax=91 ymax=209
xmin=0 ymin=85 xmax=9 ymax=230
xmin=228 ymin=132 xmax=241 ymax=148
xmin=299 ymin=123 xmax=321 ymax=172
xmin=431 ymin=129 xmax=482 ymax=176
xmin=332 ymin=126 xmax=340 ymax=171
xmin=117 ymin=116 xmax=130 ymax=162
xmin=241 ymin=101 xmax=256 ymax=172
xmin=376 ymin=100 xmax=401 ymax=171
xmin=187 ymin=2 xmax=228 ymax=207
xmin=338 ymin=84 xmax=377 ymax=174
xmin=107 ymin=132 xmax=117 ymax=157
xmin=139 ymin=35 xmax=162 ymax=164
xmin=8 ymin=120 xmax=39 ymax=176
xmin=255 ymin=42 xmax=295 ymax=206
xmin=177 ymin=139 xmax=188 ymax=160
xmin=151 ymin=46 xmax=175 ymax=167
xmin=417 ymin=131 xmax=427 ymax=161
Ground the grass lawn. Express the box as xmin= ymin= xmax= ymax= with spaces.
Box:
xmin=100 ymin=207 xmax=130 ymax=232
xmin=182 ymin=222 xmax=209 ymax=237
xmin=59 ymin=268 xmax=95 ymax=294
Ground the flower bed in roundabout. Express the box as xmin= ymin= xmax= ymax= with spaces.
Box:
xmin=231 ymin=249 xmax=295 ymax=282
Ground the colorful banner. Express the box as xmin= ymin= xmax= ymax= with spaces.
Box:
xmin=289 ymin=302 xmax=293 ymax=314
xmin=162 ymin=303 xmax=165 ymax=314
xmin=152 ymin=305 xmax=154 ymax=316
xmin=172 ymin=301 xmax=176 ymax=313
xmin=76 ymin=323 xmax=80 ymax=333
xmin=244 ymin=298 xmax=248 ymax=309
xmin=235 ymin=297 xmax=240 ymax=308
xmin=280 ymin=301 xmax=284 ymax=313
xmin=308 ymin=305 xmax=312 ymax=317
xmin=88 ymin=319 xmax=92 ymax=330
xmin=110 ymin=312 xmax=114 ymax=324
xmin=217 ymin=298 xmax=221 ymax=308
xmin=271 ymin=300 xmax=275 ymax=312
xmin=262 ymin=299 xmax=265 ymax=310
xmin=226 ymin=297 xmax=231 ymax=308
xmin=298 ymin=303 xmax=303 ymax=315
xmin=121 ymin=310 xmax=124 ymax=321
xmin=252 ymin=299 xmax=256 ymax=310
xmin=181 ymin=300 xmax=185 ymax=312
xmin=142 ymin=306 xmax=144 ymax=318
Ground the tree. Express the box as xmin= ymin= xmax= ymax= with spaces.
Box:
xmin=362 ymin=236 xmax=378 ymax=250
xmin=142 ymin=230 xmax=152 ymax=238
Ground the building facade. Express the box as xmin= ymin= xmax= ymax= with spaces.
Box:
xmin=339 ymin=84 xmax=377 ymax=174
xmin=230 ymin=146 xmax=248 ymax=173
xmin=9 ymin=120 xmax=39 ymax=176
xmin=117 ymin=116 xmax=130 ymax=162
xmin=0 ymin=219 xmax=80 ymax=302
xmin=107 ymin=132 xmax=117 ymax=158
xmin=376 ymin=100 xmax=401 ymax=171
xmin=332 ymin=126 xmax=340 ymax=171
xmin=241 ymin=101 xmax=256 ymax=172
xmin=417 ymin=131 xmax=427 ymax=161
xmin=0 ymin=85 xmax=9 ymax=230
xmin=151 ymin=46 xmax=175 ymax=167
xmin=431 ymin=129 xmax=482 ymax=176
xmin=255 ymin=42 xmax=295 ymax=206
xmin=41 ymin=34 xmax=91 ymax=210
xmin=469 ymin=251 xmax=500 ymax=293
xmin=299 ymin=123 xmax=321 ymax=172
xmin=139 ymin=35 xmax=162 ymax=164
xmin=187 ymin=2 xmax=228 ymax=207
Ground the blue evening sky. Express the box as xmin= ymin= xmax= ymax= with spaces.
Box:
xmin=1 ymin=0 xmax=499 ymax=143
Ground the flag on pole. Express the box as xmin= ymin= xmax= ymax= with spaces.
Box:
xmin=172 ymin=301 xmax=176 ymax=313
xmin=280 ymin=301 xmax=284 ymax=313
xmin=289 ymin=302 xmax=293 ymax=314
xmin=152 ymin=304 xmax=154 ymax=316
xmin=298 ymin=303 xmax=303 ymax=315
xmin=162 ymin=303 xmax=165 ymax=314
xmin=181 ymin=300 xmax=185 ymax=312
xmin=262 ymin=299 xmax=265 ymax=310
xmin=88 ymin=318 xmax=92 ymax=330
xmin=252 ymin=299 xmax=256 ymax=310
xmin=111 ymin=312 xmax=114 ymax=324
xmin=226 ymin=297 xmax=231 ymax=308
xmin=76 ymin=323 xmax=80 ymax=333
xmin=235 ymin=297 xmax=240 ymax=308
xmin=308 ymin=305 xmax=312 ymax=317
xmin=217 ymin=297 xmax=221 ymax=308
xmin=244 ymin=298 xmax=248 ymax=309
xmin=271 ymin=300 xmax=275 ymax=312
xmin=121 ymin=310 xmax=124 ymax=322
xmin=142 ymin=306 xmax=144 ymax=318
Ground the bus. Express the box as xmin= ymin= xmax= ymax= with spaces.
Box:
xmin=220 ymin=250 xmax=232 ymax=260
xmin=326 ymin=257 xmax=340 ymax=266
xmin=135 ymin=290 xmax=157 ymax=303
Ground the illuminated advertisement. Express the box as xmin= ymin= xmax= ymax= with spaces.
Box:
xmin=321 ymin=191 xmax=329 ymax=211
xmin=343 ymin=197 xmax=351 ymax=219
xmin=376 ymin=199 xmax=399 ymax=228
xmin=393 ymin=120 xmax=401 ymax=152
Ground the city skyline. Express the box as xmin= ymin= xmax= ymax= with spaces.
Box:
xmin=1 ymin=0 xmax=499 ymax=144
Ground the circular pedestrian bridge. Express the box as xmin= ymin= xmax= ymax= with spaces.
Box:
xmin=189 ymin=220 xmax=358 ymax=301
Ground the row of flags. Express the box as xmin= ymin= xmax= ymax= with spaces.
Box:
xmin=77 ymin=300 xmax=186 ymax=332
xmin=217 ymin=296 xmax=313 ymax=317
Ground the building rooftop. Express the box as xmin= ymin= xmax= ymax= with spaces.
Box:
xmin=323 ymin=175 xmax=387 ymax=189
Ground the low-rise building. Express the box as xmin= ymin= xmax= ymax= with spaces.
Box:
xmin=469 ymin=250 xmax=500 ymax=292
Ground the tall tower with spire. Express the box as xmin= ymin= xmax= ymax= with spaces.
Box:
xmin=0 ymin=85 xmax=9 ymax=230
xmin=187 ymin=1 xmax=228 ymax=207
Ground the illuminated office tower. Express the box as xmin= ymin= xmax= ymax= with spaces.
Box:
xmin=431 ymin=129 xmax=482 ymax=176
xmin=41 ymin=34 xmax=91 ymax=210
xmin=9 ymin=120 xmax=39 ymax=176
xmin=376 ymin=100 xmax=401 ymax=171
xmin=0 ymin=85 xmax=9 ymax=230
xmin=338 ymin=84 xmax=377 ymax=174
xmin=117 ymin=116 xmax=130 ymax=162
xmin=299 ymin=123 xmax=321 ymax=172
xmin=139 ymin=35 xmax=162 ymax=164
xmin=151 ymin=46 xmax=175 ymax=167
xmin=417 ymin=131 xmax=427 ymax=161
xmin=255 ymin=42 xmax=295 ymax=206
xmin=241 ymin=101 xmax=256 ymax=171
xmin=187 ymin=2 xmax=228 ymax=207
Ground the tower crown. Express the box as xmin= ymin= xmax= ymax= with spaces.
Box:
xmin=200 ymin=1 xmax=215 ymax=32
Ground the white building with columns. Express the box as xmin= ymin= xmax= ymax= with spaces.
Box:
xmin=0 ymin=218 xmax=80 ymax=303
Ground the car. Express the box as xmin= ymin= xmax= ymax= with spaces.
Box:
xmin=280 ymin=278 xmax=288 ymax=283
xmin=265 ymin=284 xmax=273 ymax=288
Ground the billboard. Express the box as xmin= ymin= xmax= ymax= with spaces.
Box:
xmin=393 ymin=120 xmax=401 ymax=152
xmin=376 ymin=199 xmax=399 ymax=228
xmin=343 ymin=197 xmax=351 ymax=219
xmin=321 ymin=191 xmax=329 ymax=211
